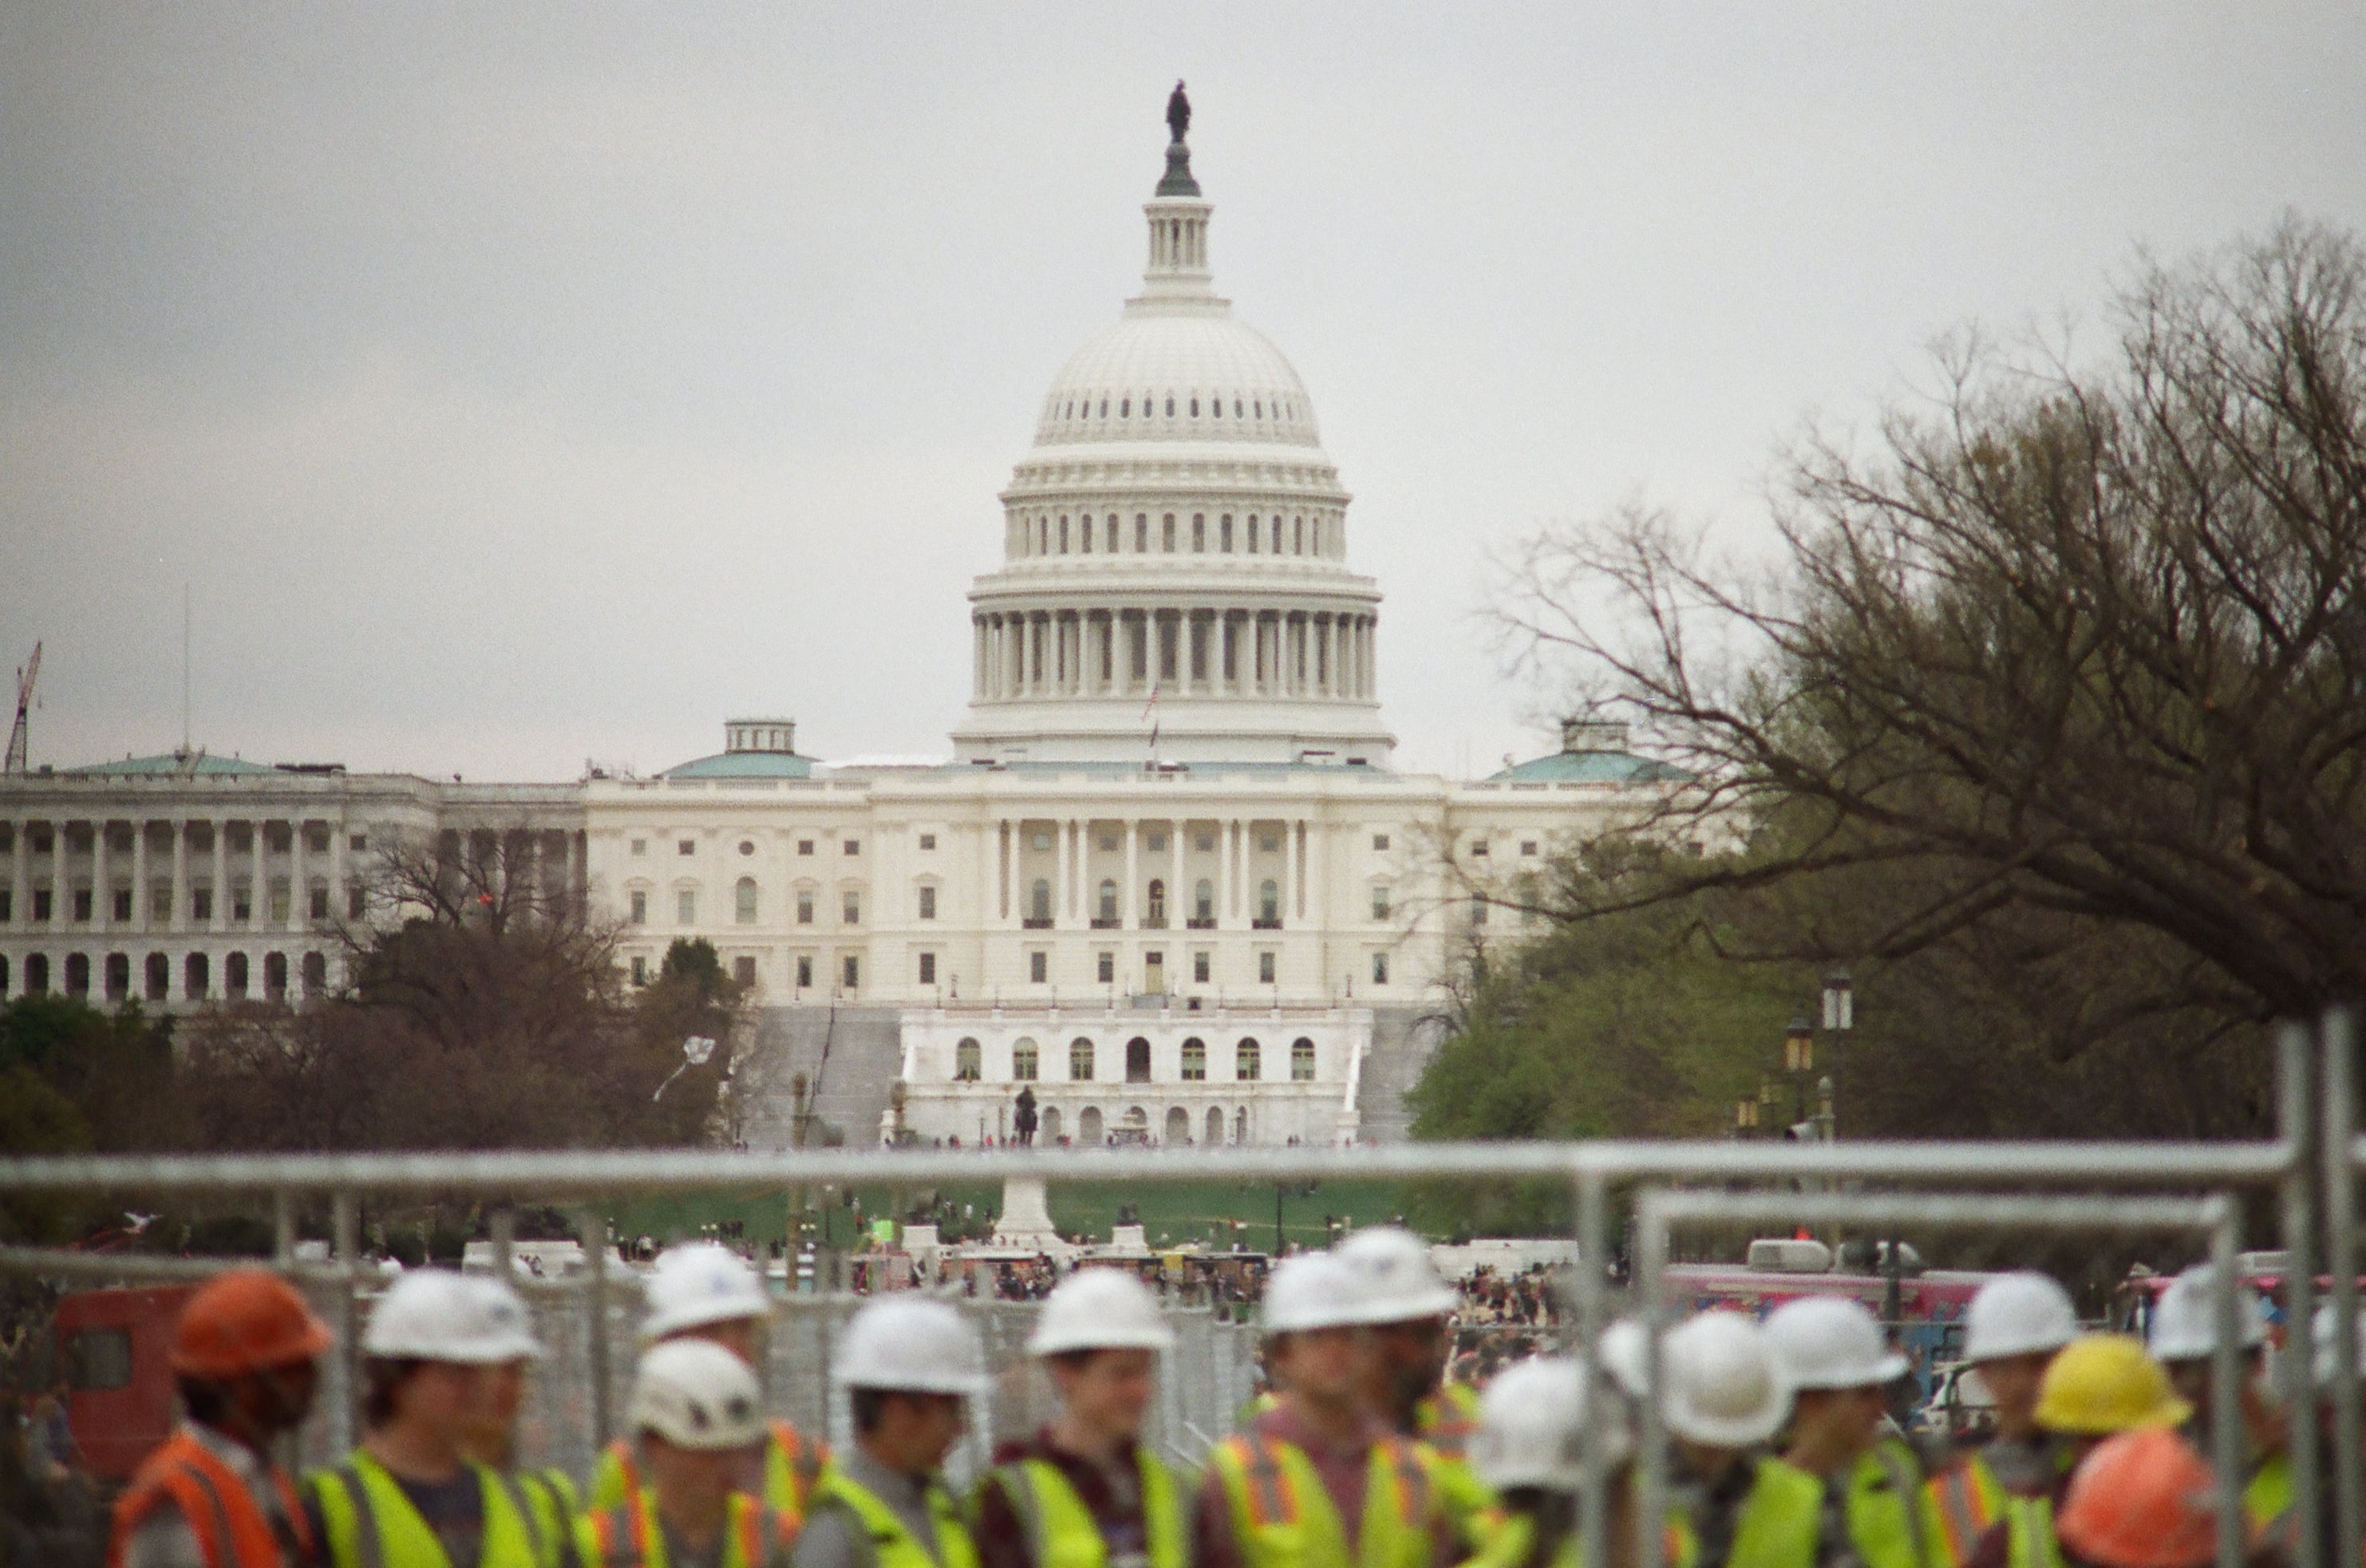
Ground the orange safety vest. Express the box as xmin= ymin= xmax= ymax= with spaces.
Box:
xmin=602 ymin=1422 xmax=827 ymax=1528
xmin=1926 ymin=1455 xmax=2006 ymax=1568
xmin=586 ymin=1492 xmax=799 ymax=1567
xmin=109 ymin=1429 xmax=316 ymax=1568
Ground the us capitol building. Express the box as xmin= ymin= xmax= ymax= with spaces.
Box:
xmin=0 ymin=108 xmax=1700 ymax=1148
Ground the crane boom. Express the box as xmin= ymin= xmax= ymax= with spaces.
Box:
xmin=6 ymin=641 xmax=38 ymax=776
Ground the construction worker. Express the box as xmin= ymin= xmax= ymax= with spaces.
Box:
xmin=2048 ymin=1428 xmax=2218 ymax=1568
xmin=1959 ymin=1334 xmax=2192 ymax=1568
xmin=792 ymin=1297 xmax=986 ymax=1568
xmin=1196 ymin=1250 xmax=1456 ymax=1568
xmin=109 ymin=1268 xmax=334 ymax=1568
xmin=1760 ymin=1296 xmax=1942 ymax=1568
xmin=1660 ymin=1311 xmax=1815 ymax=1568
xmin=454 ymin=1276 xmax=583 ymax=1568
xmin=970 ymin=1269 xmax=1187 ymax=1568
xmin=1925 ymin=1274 xmax=2080 ymax=1566
xmin=1460 ymin=1357 xmax=1633 ymax=1568
xmin=580 ymin=1339 xmax=800 ymax=1568
xmin=1335 ymin=1227 xmax=1499 ymax=1552
xmin=305 ymin=1268 xmax=556 ymax=1568
xmin=2145 ymin=1266 xmax=2287 ymax=1544
xmin=591 ymin=1245 xmax=830 ymax=1534
xmin=2249 ymin=1303 xmax=2366 ymax=1565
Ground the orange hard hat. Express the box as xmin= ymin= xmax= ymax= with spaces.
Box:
xmin=172 ymin=1270 xmax=335 ymax=1380
xmin=2056 ymin=1427 xmax=2218 ymax=1568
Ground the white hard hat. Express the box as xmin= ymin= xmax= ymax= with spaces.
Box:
xmin=1334 ymin=1227 xmax=1459 ymax=1325
xmin=1470 ymin=1357 xmax=1632 ymax=1491
xmin=1594 ymin=1317 xmax=1652 ymax=1400
xmin=1664 ymin=1311 xmax=1792 ymax=1448
xmin=1964 ymin=1273 xmax=2080 ymax=1364
xmin=630 ymin=1338 xmax=767 ymax=1450
xmin=363 ymin=1269 xmax=543 ymax=1364
xmin=2147 ymin=1266 xmax=2270 ymax=1363
xmin=833 ymin=1297 xmax=988 ymax=1396
xmin=2310 ymin=1304 xmax=2366 ymax=1388
xmin=642 ymin=1243 xmax=772 ymax=1344
xmin=1262 ymin=1253 xmax=1365 ymax=1336
xmin=1764 ymin=1296 xmax=1907 ymax=1390
xmin=1029 ymin=1269 xmax=1176 ymax=1357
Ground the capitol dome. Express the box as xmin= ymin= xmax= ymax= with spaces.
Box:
xmin=952 ymin=105 xmax=1393 ymax=768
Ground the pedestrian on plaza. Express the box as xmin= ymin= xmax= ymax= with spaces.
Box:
xmin=792 ymin=1297 xmax=986 ymax=1568
xmin=1336 ymin=1227 xmax=1501 ymax=1554
xmin=452 ymin=1277 xmax=584 ymax=1568
xmin=109 ymin=1270 xmax=334 ymax=1568
xmin=969 ymin=1270 xmax=1187 ymax=1568
xmin=1925 ymin=1274 xmax=2082 ymax=1565
xmin=581 ymin=1340 xmax=800 ymax=1568
xmin=304 ymin=1269 xmax=555 ymax=1568
xmin=1959 ymin=1333 xmax=2194 ymax=1568
xmin=1458 ymin=1357 xmax=1636 ymax=1568
xmin=1760 ymin=1297 xmax=1945 ymax=1568
xmin=2144 ymin=1267 xmax=2288 ymax=1543
xmin=590 ymin=1245 xmax=830 ymax=1540
xmin=1198 ymin=1251 xmax=1456 ymax=1568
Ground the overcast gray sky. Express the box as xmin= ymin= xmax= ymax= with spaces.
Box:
xmin=5 ymin=5 xmax=2360 ymax=781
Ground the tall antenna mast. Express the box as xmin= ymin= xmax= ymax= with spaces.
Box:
xmin=182 ymin=583 xmax=192 ymax=754
xmin=6 ymin=642 xmax=40 ymax=776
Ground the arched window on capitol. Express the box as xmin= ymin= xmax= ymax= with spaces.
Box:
xmin=1193 ymin=879 xmax=1214 ymax=927
xmin=735 ymin=878 xmax=758 ymax=925
xmin=1070 ymin=1038 xmax=1096 ymax=1081
xmin=1012 ymin=1038 xmax=1040 ymax=1081
xmin=955 ymin=1038 xmax=982 ymax=1081
xmin=1181 ymin=1038 xmax=1207 ymax=1080
xmin=1236 ymin=1038 xmax=1262 ymax=1081
xmin=1291 ymin=1038 xmax=1316 ymax=1081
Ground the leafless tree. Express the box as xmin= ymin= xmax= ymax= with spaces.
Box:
xmin=1495 ymin=219 xmax=2366 ymax=1025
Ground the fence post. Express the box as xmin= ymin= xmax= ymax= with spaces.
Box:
xmin=2325 ymin=1008 xmax=2361 ymax=1568
xmin=332 ymin=1191 xmax=360 ymax=1455
xmin=1575 ymin=1164 xmax=1610 ymax=1568
xmin=2279 ymin=1021 xmax=2321 ymax=1568
xmin=273 ymin=1189 xmax=295 ymax=1266
xmin=1635 ymin=1189 xmax=1670 ymax=1568
xmin=2206 ymin=1199 xmax=2246 ymax=1568
xmin=575 ymin=1204 xmax=612 ymax=1448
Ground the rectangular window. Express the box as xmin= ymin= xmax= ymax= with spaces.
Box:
xmin=677 ymin=889 xmax=697 ymax=924
xmin=1371 ymin=886 xmax=1391 ymax=920
xmin=268 ymin=883 xmax=290 ymax=922
xmin=1029 ymin=950 xmax=1048 ymax=983
xmin=630 ymin=956 xmax=648 ymax=986
xmin=918 ymin=885 xmax=938 ymax=920
xmin=1193 ymin=950 xmax=1211 ymax=983
xmin=350 ymin=833 xmax=368 ymax=852
xmin=113 ymin=890 xmax=133 ymax=922
xmin=630 ymin=891 xmax=647 ymax=924
xmin=733 ymin=956 xmax=756 ymax=987
xmin=842 ymin=891 xmax=861 ymax=924
xmin=190 ymin=889 xmax=210 ymax=922
xmin=843 ymin=839 xmax=860 ymax=856
xmin=1521 ymin=839 xmax=1539 ymax=857
xmin=796 ymin=955 xmax=814 ymax=989
xmin=1372 ymin=951 xmax=1389 ymax=985
xmin=1469 ymin=839 xmax=1489 ymax=857
xmin=34 ymin=889 xmax=51 ymax=922
xmin=232 ymin=891 xmax=250 ymax=922
xmin=0 ymin=888 xmax=10 ymax=922
xmin=1258 ymin=951 xmax=1276 ymax=985
xmin=151 ymin=881 xmax=171 ymax=920
xmin=841 ymin=955 xmax=859 ymax=990
xmin=1373 ymin=833 xmax=1389 ymax=851
xmin=798 ymin=839 xmax=814 ymax=856
xmin=630 ymin=839 xmax=646 ymax=856
xmin=796 ymin=890 xmax=815 ymax=925
xmin=1470 ymin=898 xmax=1487 ymax=926
xmin=1098 ymin=951 xmax=1115 ymax=985
xmin=918 ymin=833 xmax=937 ymax=851
xmin=678 ymin=839 xmax=696 ymax=855
xmin=348 ymin=887 xmax=365 ymax=920
xmin=918 ymin=952 xmax=937 ymax=985
xmin=309 ymin=887 xmax=330 ymax=921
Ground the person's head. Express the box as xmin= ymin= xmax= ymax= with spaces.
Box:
xmin=1662 ymin=1311 xmax=1792 ymax=1483
xmin=361 ymin=1270 xmax=543 ymax=1452
xmin=1333 ymin=1228 xmax=1459 ymax=1419
xmin=2054 ymin=1428 xmax=2218 ymax=1568
xmin=643 ymin=1244 xmax=772 ymax=1367
xmin=1261 ymin=1254 xmax=1369 ymax=1413
xmin=1469 ymin=1357 xmax=1629 ymax=1520
xmin=171 ymin=1270 xmax=334 ymax=1450
xmin=631 ymin=1339 xmax=768 ymax=1527
xmin=2145 ymin=1266 xmax=2270 ymax=1411
xmin=1764 ymin=1297 xmax=1906 ymax=1470
xmin=1961 ymin=1273 xmax=2079 ymax=1440
xmin=2034 ymin=1335 xmax=2191 ymax=1470
xmin=835 ymin=1297 xmax=985 ymax=1475
xmin=452 ymin=1278 xmax=540 ymax=1467
xmin=1029 ymin=1270 xmax=1174 ymax=1444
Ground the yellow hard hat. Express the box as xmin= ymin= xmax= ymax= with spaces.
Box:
xmin=2035 ymin=1334 xmax=2192 ymax=1436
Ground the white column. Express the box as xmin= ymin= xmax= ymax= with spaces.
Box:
xmin=331 ymin=818 xmax=349 ymax=926
xmin=998 ymin=820 xmax=1013 ymax=925
xmin=131 ymin=820 xmax=149 ymax=927
xmin=289 ymin=818 xmax=308 ymax=931
xmin=93 ymin=820 xmax=110 ymax=932
xmin=1124 ymin=820 xmax=1140 ymax=930
xmin=1169 ymin=820 xmax=1184 ymax=924
xmin=170 ymin=819 xmax=189 ymax=933
xmin=249 ymin=825 xmax=267 ymax=929
xmin=51 ymin=821 xmax=69 ymax=931
xmin=1218 ymin=818 xmax=1235 ymax=926
xmin=211 ymin=820 xmax=229 ymax=931
xmin=10 ymin=820 xmax=28 ymax=931
xmin=1284 ymin=819 xmax=1300 ymax=926
xmin=1055 ymin=817 xmax=1072 ymax=926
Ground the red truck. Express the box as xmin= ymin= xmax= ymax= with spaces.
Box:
xmin=50 ymin=1284 xmax=196 ymax=1481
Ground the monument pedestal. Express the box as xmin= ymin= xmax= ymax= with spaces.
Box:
xmin=990 ymin=1176 xmax=1068 ymax=1253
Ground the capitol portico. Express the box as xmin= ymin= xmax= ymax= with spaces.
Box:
xmin=0 ymin=100 xmax=1707 ymax=1147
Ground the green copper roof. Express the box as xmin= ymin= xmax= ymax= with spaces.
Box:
xmin=1487 ymin=749 xmax=1692 ymax=784
xmin=662 ymin=750 xmax=817 ymax=780
xmin=61 ymin=751 xmax=280 ymax=777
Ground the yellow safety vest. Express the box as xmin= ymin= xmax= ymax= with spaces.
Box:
xmin=811 ymin=1468 xmax=981 ymax=1568
xmin=1761 ymin=1444 xmax=1937 ymax=1568
xmin=1726 ymin=1457 xmax=1827 ymax=1568
xmin=1997 ymin=1497 xmax=2064 ymax=1568
xmin=590 ymin=1423 xmax=828 ymax=1550
xmin=579 ymin=1491 xmax=799 ymax=1568
xmin=1924 ymin=1454 xmax=2006 ymax=1568
xmin=979 ymin=1452 xmax=1187 ymax=1568
xmin=307 ymin=1451 xmax=548 ymax=1568
xmin=1417 ymin=1386 xmax=1506 ymax=1553
xmin=2245 ymin=1452 xmax=2294 ymax=1545
xmin=1210 ymin=1431 xmax=1439 ymax=1568
xmin=1448 ymin=1503 xmax=1693 ymax=1568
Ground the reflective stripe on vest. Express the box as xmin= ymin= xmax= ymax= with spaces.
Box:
xmin=989 ymin=1451 xmax=1187 ymax=1568
xmin=764 ymin=1422 xmax=831 ymax=1523
xmin=1418 ymin=1385 xmax=1502 ymax=1553
xmin=2001 ymin=1498 xmax=2065 ymax=1568
xmin=1417 ymin=1387 xmax=1483 ymax=1462
xmin=1728 ymin=1459 xmax=1824 ymax=1568
xmin=813 ymin=1468 xmax=982 ymax=1568
xmin=1211 ymin=1432 xmax=1436 ymax=1568
xmin=585 ymin=1494 xmax=796 ymax=1568
xmin=308 ymin=1452 xmax=543 ymax=1568
xmin=109 ymin=1430 xmax=313 ymax=1568
xmin=1925 ymin=1455 xmax=2005 ymax=1568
